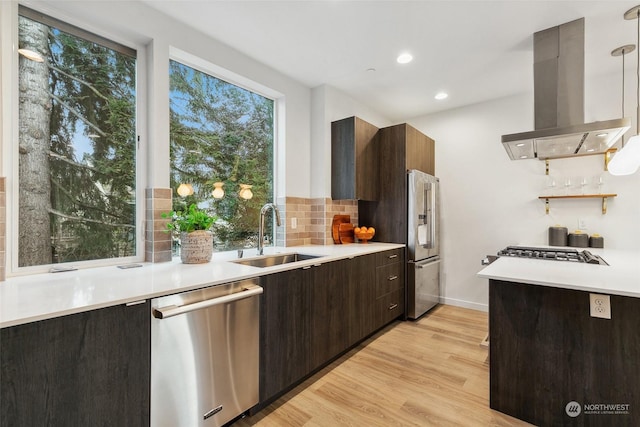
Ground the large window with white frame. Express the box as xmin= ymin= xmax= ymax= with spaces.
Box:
xmin=15 ymin=6 xmax=138 ymax=269
xmin=169 ymin=58 xmax=275 ymax=252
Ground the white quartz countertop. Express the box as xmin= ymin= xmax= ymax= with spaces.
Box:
xmin=0 ymin=243 xmax=404 ymax=328
xmin=477 ymin=246 xmax=640 ymax=298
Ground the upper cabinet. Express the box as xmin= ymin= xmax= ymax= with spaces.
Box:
xmin=331 ymin=117 xmax=380 ymax=201
xmin=379 ymin=123 xmax=435 ymax=175
xmin=363 ymin=123 xmax=435 ymax=244
xmin=331 ymin=118 xmax=435 ymax=203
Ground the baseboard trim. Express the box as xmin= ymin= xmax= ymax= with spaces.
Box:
xmin=440 ymin=297 xmax=488 ymax=312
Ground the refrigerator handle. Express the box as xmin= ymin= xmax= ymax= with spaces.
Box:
xmin=424 ymin=183 xmax=434 ymax=249
xmin=414 ymin=257 xmax=441 ymax=268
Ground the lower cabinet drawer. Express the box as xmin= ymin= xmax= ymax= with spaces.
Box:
xmin=376 ymin=248 xmax=404 ymax=266
xmin=375 ymin=263 xmax=403 ymax=298
xmin=376 ymin=289 xmax=404 ymax=326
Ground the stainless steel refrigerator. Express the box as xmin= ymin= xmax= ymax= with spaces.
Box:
xmin=406 ymin=169 xmax=440 ymax=319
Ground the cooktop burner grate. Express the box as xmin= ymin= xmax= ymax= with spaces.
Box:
xmin=497 ymin=246 xmax=608 ymax=265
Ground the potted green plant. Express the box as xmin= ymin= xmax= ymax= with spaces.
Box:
xmin=163 ymin=204 xmax=217 ymax=264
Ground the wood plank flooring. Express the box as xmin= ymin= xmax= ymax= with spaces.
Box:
xmin=235 ymin=305 xmax=532 ymax=426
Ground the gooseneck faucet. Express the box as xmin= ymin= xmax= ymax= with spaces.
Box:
xmin=258 ymin=203 xmax=281 ymax=255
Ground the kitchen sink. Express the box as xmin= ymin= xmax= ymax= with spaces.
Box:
xmin=231 ymin=252 xmax=324 ymax=268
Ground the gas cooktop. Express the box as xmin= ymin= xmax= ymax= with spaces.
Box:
xmin=497 ymin=246 xmax=609 ymax=265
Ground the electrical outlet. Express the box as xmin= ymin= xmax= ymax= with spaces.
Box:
xmin=291 ymin=217 xmax=297 ymax=229
xmin=589 ymin=293 xmax=611 ymax=319
xmin=578 ymin=218 xmax=587 ymax=230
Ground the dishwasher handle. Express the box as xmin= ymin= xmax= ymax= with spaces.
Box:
xmin=153 ymin=284 xmax=263 ymax=319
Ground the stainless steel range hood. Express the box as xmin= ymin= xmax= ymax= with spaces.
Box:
xmin=502 ymin=18 xmax=630 ymax=160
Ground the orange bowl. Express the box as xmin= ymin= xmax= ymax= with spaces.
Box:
xmin=354 ymin=230 xmax=375 ymax=243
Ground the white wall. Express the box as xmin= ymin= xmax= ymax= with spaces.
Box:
xmin=410 ymin=81 xmax=640 ymax=311
xmin=0 ymin=2 xmax=11 ymax=178
xmin=310 ymin=85 xmax=393 ymax=198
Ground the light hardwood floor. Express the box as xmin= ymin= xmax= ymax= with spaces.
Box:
xmin=235 ymin=305 xmax=532 ymax=427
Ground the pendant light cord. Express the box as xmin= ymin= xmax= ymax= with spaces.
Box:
xmin=623 ymin=47 xmax=627 ymax=147
xmin=636 ymin=8 xmax=639 ymax=137
xmin=615 ymin=45 xmax=632 ymax=147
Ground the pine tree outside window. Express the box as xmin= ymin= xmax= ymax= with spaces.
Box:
xmin=169 ymin=59 xmax=275 ymax=252
xmin=16 ymin=6 xmax=138 ymax=269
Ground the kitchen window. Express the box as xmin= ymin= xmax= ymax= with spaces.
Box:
xmin=15 ymin=6 xmax=139 ymax=270
xmin=169 ymin=58 xmax=275 ymax=251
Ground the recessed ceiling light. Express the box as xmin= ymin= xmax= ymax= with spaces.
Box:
xmin=516 ymin=143 xmax=526 ymax=147
xmin=520 ymin=155 xmax=528 ymax=159
xmin=434 ymin=92 xmax=448 ymax=100
xmin=587 ymin=148 xmax=595 ymax=152
xmin=397 ymin=53 xmax=413 ymax=64
xmin=596 ymin=133 xmax=608 ymax=137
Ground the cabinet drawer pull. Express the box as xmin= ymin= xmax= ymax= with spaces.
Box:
xmin=126 ymin=300 xmax=146 ymax=306
xmin=388 ymin=303 xmax=398 ymax=310
xmin=388 ymin=275 xmax=398 ymax=281
xmin=388 ymin=254 xmax=398 ymax=259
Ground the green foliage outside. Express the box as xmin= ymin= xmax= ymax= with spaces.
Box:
xmin=17 ymin=11 xmax=274 ymax=266
xmin=169 ymin=60 xmax=274 ymax=251
xmin=18 ymin=13 xmax=137 ymax=266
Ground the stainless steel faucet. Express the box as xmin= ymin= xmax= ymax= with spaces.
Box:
xmin=258 ymin=203 xmax=281 ymax=255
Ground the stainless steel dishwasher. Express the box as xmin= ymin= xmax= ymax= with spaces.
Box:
xmin=151 ymin=279 xmax=262 ymax=427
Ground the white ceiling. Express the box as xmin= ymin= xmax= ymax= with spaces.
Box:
xmin=143 ymin=0 xmax=639 ymax=122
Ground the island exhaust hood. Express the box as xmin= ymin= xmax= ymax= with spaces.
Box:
xmin=502 ymin=18 xmax=630 ymax=160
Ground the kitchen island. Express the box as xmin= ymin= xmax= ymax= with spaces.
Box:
xmin=478 ymin=248 xmax=640 ymax=426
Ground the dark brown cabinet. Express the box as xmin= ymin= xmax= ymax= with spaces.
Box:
xmin=331 ymin=116 xmax=379 ymax=201
xmin=490 ymin=279 xmax=640 ymax=426
xmin=309 ymin=259 xmax=350 ymax=370
xmin=258 ymin=260 xmax=346 ymax=404
xmin=258 ymin=249 xmax=403 ymax=407
xmin=346 ymin=254 xmax=377 ymax=344
xmin=405 ymin=124 xmax=436 ymax=175
xmin=360 ymin=123 xmax=435 ymax=245
xmin=377 ymin=122 xmax=435 ymax=176
xmin=0 ymin=301 xmax=151 ymax=427
xmin=259 ymin=266 xmax=312 ymax=403
xmin=309 ymin=254 xmax=378 ymax=370
xmin=373 ymin=248 xmax=405 ymax=329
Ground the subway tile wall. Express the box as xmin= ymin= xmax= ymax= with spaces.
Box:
xmin=321 ymin=199 xmax=358 ymax=245
xmin=0 ymin=177 xmax=5 ymax=280
xmin=276 ymin=197 xmax=311 ymax=247
xmin=145 ymin=188 xmax=173 ymax=263
xmin=142 ymin=192 xmax=358 ymax=262
xmin=275 ymin=197 xmax=358 ymax=246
